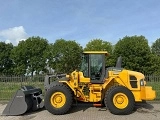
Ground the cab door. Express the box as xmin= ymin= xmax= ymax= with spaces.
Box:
xmin=80 ymin=54 xmax=105 ymax=83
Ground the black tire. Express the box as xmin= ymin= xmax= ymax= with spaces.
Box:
xmin=44 ymin=83 xmax=73 ymax=115
xmin=104 ymin=85 xmax=135 ymax=115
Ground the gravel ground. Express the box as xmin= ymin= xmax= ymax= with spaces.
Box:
xmin=0 ymin=102 xmax=160 ymax=120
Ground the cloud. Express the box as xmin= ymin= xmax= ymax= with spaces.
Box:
xmin=0 ymin=26 xmax=28 ymax=45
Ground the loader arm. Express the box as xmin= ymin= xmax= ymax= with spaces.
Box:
xmin=44 ymin=74 xmax=68 ymax=91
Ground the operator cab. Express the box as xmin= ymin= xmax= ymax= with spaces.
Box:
xmin=80 ymin=51 xmax=108 ymax=83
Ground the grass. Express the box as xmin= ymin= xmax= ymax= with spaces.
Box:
xmin=0 ymin=81 xmax=44 ymax=100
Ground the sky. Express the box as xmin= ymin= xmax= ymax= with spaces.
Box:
xmin=0 ymin=0 xmax=160 ymax=47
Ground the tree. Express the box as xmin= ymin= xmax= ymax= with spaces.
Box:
xmin=151 ymin=38 xmax=160 ymax=74
xmin=0 ymin=42 xmax=14 ymax=75
xmin=151 ymin=38 xmax=160 ymax=56
xmin=147 ymin=54 xmax=160 ymax=75
xmin=84 ymin=39 xmax=114 ymax=67
xmin=11 ymin=36 xmax=49 ymax=76
xmin=47 ymin=39 xmax=83 ymax=73
xmin=113 ymin=35 xmax=153 ymax=74
xmin=84 ymin=39 xmax=112 ymax=52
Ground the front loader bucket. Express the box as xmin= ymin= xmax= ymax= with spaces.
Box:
xmin=2 ymin=86 xmax=44 ymax=116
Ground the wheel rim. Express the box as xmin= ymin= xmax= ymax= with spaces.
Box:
xmin=50 ymin=92 xmax=66 ymax=108
xmin=113 ymin=93 xmax=129 ymax=109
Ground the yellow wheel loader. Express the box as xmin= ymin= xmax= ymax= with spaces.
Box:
xmin=44 ymin=51 xmax=156 ymax=115
xmin=2 ymin=51 xmax=156 ymax=115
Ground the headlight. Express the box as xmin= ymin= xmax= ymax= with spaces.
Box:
xmin=140 ymin=79 xmax=144 ymax=86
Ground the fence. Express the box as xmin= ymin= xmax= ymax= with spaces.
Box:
xmin=0 ymin=75 xmax=45 ymax=100
xmin=0 ymin=75 xmax=160 ymax=101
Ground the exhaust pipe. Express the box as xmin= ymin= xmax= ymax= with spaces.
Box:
xmin=2 ymin=86 xmax=44 ymax=116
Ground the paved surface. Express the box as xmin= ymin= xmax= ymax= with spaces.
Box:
xmin=0 ymin=102 xmax=160 ymax=120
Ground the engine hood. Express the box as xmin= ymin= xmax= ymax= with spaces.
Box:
xmin=127 ymin=70 xmax=145 ymax=80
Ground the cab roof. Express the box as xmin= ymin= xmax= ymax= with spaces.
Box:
xmin=83 ymin=51 xmax=109 ymax=56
